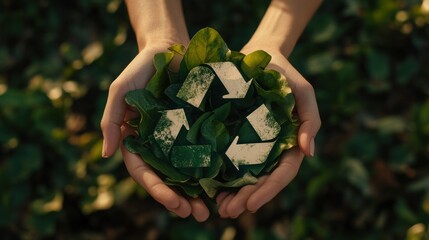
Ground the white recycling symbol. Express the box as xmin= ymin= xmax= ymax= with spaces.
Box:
xmin=153 ymin=62 xmax=280 ymax=170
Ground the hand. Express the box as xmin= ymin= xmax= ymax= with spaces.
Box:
xmin=216 ymin=46 xmax=321 ymax=218
xmin=100 ymin=42 xmax=210 ymax=222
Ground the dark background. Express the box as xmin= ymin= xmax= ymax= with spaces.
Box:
xmin=1 ymin=0 xmax=428 ymax=239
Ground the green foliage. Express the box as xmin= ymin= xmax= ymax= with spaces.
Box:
xmin=1 ymin=0 xmax=429 ymax=239
xmin=124 ymin=28 xmax=297 ymax=198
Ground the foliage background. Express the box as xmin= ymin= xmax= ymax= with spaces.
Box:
xmin=1 ymin=0 xmax=429 ymax=239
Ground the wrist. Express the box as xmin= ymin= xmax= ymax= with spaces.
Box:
xmin=245 ymin=0 xmax=322 ymax=57
xmin=137 ymin=33 xmax=190 ymax=52
xmin=125 ymin=0 xmax=189 ymax=51
xmin=243 ymin=35 xmax=295 ymax=57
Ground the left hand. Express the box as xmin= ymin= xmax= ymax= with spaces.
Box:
xmin=216 ymin=45 xmax=321 ymax=218
xmin=100 ymin=42 xmax=210 ymax=222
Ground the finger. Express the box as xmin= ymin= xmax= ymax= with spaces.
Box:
xmin=216 ymin=192 xmax=229 ymax=205
xmin=123 ymin=108 xmax=140 ymax=123
xmin=225 ymin=176 xmax=268 ymax=217
xmin=166 ymin=197 xmax=192 ymax=218
xmin=282 ymin=63 xmax=321 ymax=157
xmin=122 ymin=147 xmax=192 ymax=217
xmin=247 ymin=147 xmax=303 ymax=212
xmin=294 ymin=81 xmax=321 ymax=157
xmin=100 ymin=83 xmax=126 ymax=158
xmin=189 ymin=198 xmax=210 ymax=222
xmin=218 ymin=193 xmax=235 ymax=218
xmin=100 ymin=52 xmax=156 ymax=157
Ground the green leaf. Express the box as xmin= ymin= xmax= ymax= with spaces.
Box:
xmin=255 ymin=69 xmax=292 ymax=98
xmin=396 ymin=57 xmax=419 ymax=85
xmin=242 ymin=163 xmax=269 ymax=176
xmin=275 ymin=121 xmax=299 ymax=151
xmin=164 ymin=83 xmax=190 ymax=108
xmin=201 ymin=116 xmax=230 ymax=152
xmin=306 ymin=52 xmax=335 ymax=74
xmin=367 ymin=50 xmax=390 ymax=81
xmin=396 ymin=199 xmax=418 ymax=222
xmin=124 ymin=136 xmax=190 ymax=182
xmin=342 ymin=158 xmax=370 ymax=195
xmin=237 ymin=120 xmax=261 ymax=143
xmin=306 ymin=171 xmax=333 ymax=199
xmin=211 ymin=102 xmax=231 ymax=121
xmin=241 ymin=50 xmax=271 ymax=79
xmin=124 ymin=89 xmax=165 ymax=117
xmin=165 ymin=180 xmax=203 ymax=198
xmin=146 ymin=52 xmax=175 ymax=98
xmin=203 ymin=153 xmax=223 ymax=179
xmin=27 ymin=212 xmax=58 ymax=236
xmin=180 ymin=27 xmax=229 ymax=76
xmin=253 ymin=71 xmax=295 ymax=125
xmin=226 ymin=50 xmax=245 ymax=66
xmin=186 ymin=112 xmax=212 ymax=144
xmin=124 ymin=89 xmax=165 ymax=137
xmin=168 ymin=44 xmax=186 ymax=56
xmin=6 ymin=144 xmax=42 ymax=183
xmin=126 ymin=118 xmax=140 ymax=128
xmin=199 ymin=172 xmax=258 ymax=198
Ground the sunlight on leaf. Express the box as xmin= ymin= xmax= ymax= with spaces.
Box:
xmin=72 ymin=60 xmax=84 ymax=70
xmin=422 ymin=0 xmax=429 ymax=12
xmin=114 ymin=25 xmax=127 ymax=46
xmin=395 ymin=11 xmax=409 ymax=22
xmin=406 ymin=223 xmax=426 ymax=240
xmin=47 ymin=86 xmax=62 ymax=100
xmin=0 ymin=82 xmax=7 ymax=95
xmin=87 ymin=190 xmax=114 ymax=213
xmin=220 ymin=226 xmax=236 ymax=240
xmin=97 ymin=174 xmax=116 ymax=188
xmin=42 ymin=193 xmax=63 ymax=213
xmin=75 ymin=159 xmax=87 ymax=179
xmin=63 ymin=80 xmax=88 ymax=98
xmin=423 ymin=193 xmax=429 ymax=214
xmin=82 ymin=41 xmax=103 ymax=64
xmin=113 ymin=177 xmax=136 ymax=205
xmin=107 ymin=0 xmax=121 ymax=13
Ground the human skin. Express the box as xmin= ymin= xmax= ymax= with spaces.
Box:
xmin=216 ymin=0 xmax=322 ymax=218
xmin=100 ymin=0 xmax=212 ymax=222
xmin=100 ymin=0 xmax=322 ymax=221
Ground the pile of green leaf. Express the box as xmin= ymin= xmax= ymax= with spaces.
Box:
xmin=124 ymin=28 xmax=298 ymax=198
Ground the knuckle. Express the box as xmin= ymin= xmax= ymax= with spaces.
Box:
xmin=300 ymin=81 xmax=315 ymax=94
xmin=100 ymin=118 xmax=109 ymax=131
xmin=108 ymin=80 xmax=121 ymax=92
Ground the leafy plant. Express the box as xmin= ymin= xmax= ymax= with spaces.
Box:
xmin=123 ymin=28 xmax=298 ymax=198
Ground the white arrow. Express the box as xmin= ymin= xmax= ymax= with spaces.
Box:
xmin=225 ymin=136 xmax=276 ymax=170
xmin=247 ymin=104 xmax=281 ymax=141
xmin=176 ymin=66 xmax=215 ymax=109
xmin=153 ymin=109 xmax=189 ymax=157
xmin=205 ymin=62 xmax=252 ymax=99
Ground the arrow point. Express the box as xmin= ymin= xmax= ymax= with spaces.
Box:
xmin=176 ymin=66 xmax=215 ymax=109
xmin=154 ymin=109 xmax=190 ymax=156
xmin=247 ymin=104 xmax=280 ymax=141
xmin=226 ymin=136 xmax=240 ymax=170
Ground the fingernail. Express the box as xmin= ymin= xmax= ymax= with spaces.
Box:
xmin=309 ymin=137 xmax=315 ymax=157
xmin=102 ymin=141 xmax=107 ymax=158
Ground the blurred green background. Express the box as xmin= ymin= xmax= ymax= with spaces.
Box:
xmin=1 ymin=0 xmax=429 ymax=239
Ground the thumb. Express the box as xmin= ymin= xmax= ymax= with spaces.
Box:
xmin=294 ymin=81 xmax=321 ymax=156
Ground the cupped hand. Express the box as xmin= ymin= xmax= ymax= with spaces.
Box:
xmin=100 ymin=42 xmax=210 ymax=222
xmin=216 ymin=45 xmax=321 ymax=218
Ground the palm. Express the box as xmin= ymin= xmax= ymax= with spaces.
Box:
xmin=101 ymin=44 xmax=210 ymax=222
xmin=216 ymin=48 xmax=320 ymax=218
